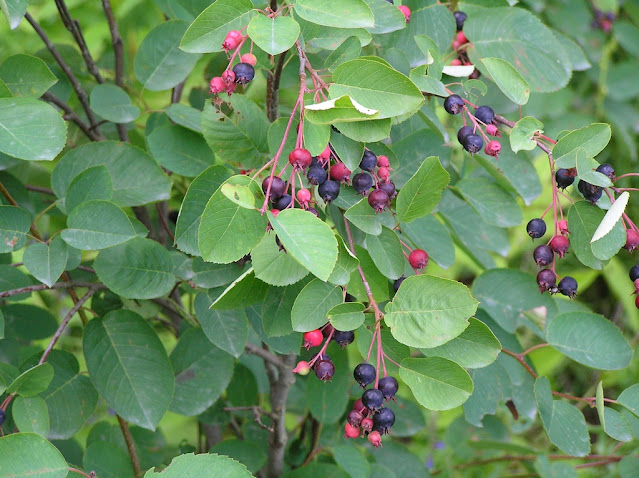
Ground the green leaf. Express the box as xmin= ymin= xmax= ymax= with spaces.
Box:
xmin=400 ymin=357 xmax=474 ymax=410
xmin=209 ymin=439 xmax=267 ymax=474
xmin=0 ymin=97 xmax=66 ymax=161
xmin=0 ymin=433 xmax=68 ymax=478
xmin=180 ymin=0 xmax=257 ymax=53
xmin=23 ymin=237 xmax=68 ymax=287
xmin=294 ymin=0 xmax=374 ymax=28
xmin=618 ymin=384 xmax=639 ymax=418
xmin=306 ymin=344 xmax=350 ymax=423
xmin=89 ymin=84 xmax=140 ymax=123
xmin=409 ymin=72 xmax=448 ymax=97
xmin=0 ymin=265 xmax=33 ymax=301
xmin=303 ymin=121 xmax=330 ymax=156
xmin=144 ymin=452 xmax=252 ymax=478
xmin=567 ymin=201 xmax=606 ymax=269
xmin=0 ymin=0 xmax=28 ymax=29
xmin=0 ymin=205 xmax=30 ymax=253
xmin=466 ymin=7 xmax=571 ymax=93
xmin=396 ymin=156 xmax=449 ymax=223
xmin=547 ymin=312 xmax=632 ymax=370
xmin=169 ymin=327 xmax=235 ymax=415
xmin=552 ymin=123 xmax=612 ymax=166
xmin=384 ymin=275 xmax=478 ymax=348
xmin=602 ymin=407 xmax=633 ymax=442
xmin=291 ymin=279 xmax=343 ymax=332
xmin=456 ymin=178 xmax=523 ymax=227
xmin=52 ymin=141 xmax=171 ymax=207
xmin=422 ymin=318 xmax=501 ymax=369
xmin=134 ymin=20 xmax=201 ymax=91
xmin=535 ymin=377 xmax=590 ymax=456
xmin=147 ymin=123 xmax=216 ymax=177
xmin=165 ymin=103 xmax=202 ymax=133
xmin=2 ymin=304 xmax=57 ymax=341
xmin=247 ymin=15 xmax=299 ymax=55
xmin=94 ymin=238 xmax=176 ymax=299
xmin=194 ymin=293 xmax=248 ymax=358
xmin=61 ymin=200 xmax=137 ymax=250
xmin=480 ymin=57 xmax=530 ymax=105
xmin=325 ymin=36 xmax=361 ymax=72
xmin=261 ymin=282 xmax=305 ymax=337
xmin=327 ymin=234 xmax=359 ymax=286
xmin=330 ymin=59 xmax=423 ymax=119
xmin=362 ymin=0 xmax=406 ymax=34
xmin=327 ymin=302 xmax=365 ymax=331
xmin=251 ymin=233 xmax=309 ymax=286
xmin=210 ymin=267 xmax=268 ymax=310
xmin=509 ymin=116 xmax=543 ymax=153
xmin=305 ymin=95 xmax=380 ymax=125
xmin=269 ymin=209 xmax=338 ymax=281
xmin=64 ymin=165 xmax=113 ymax=213
xmin=338 ymin=118 xmax=391 ymax=142
xmin=592 ymin=191 xmax=628 ymax=243
xmin=576 ymin=152 xmax=612 ymax=187
xmin=365 ymin=226 xmax=404 ymax=280
xmin=84 ymin=309 xmax=175 ymax=430
xmin=329 ymin=128 xmax=364 ymax=172
xmin=332 ymin=442 xmax=370 ymax=478
xmin=0 ymin=54 xmax=57 ymax=97
xmin=198 ymin=175 xmax=267 ymax=264
xmin=347 ymin=245 xmax=389 ymax=302
xmin=6 ymin=363 xmax=54 ymax=397
xmin=401 ymin=215 xmax=455 ymax=269
xmin=344 ymin=197 xmax=382 ymax=235
xmin=175 ymin=165 xmax=233 ymax=256
xmin=13 ymin=396 xmax=49 ymax=437
xmin=84 ymin=441 xmax=135 ymax=478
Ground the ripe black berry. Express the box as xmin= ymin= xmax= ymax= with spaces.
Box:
xmin=630 ymin=265 xmax=639 ymax=282
xmin=537 ymin=269 xmax=556 ymax=293
xmin=378 ymin=376 xmax=399 ymax=400
xmin=352 ymin=172 xmax=374 ymax=194
xmin=0 ymin=408 xmax=5 ymax=426
xmin=232 ymin=62 xmax=255 ymax=84
xmin=262 ymin=176 xmax=287 ymax=199
xmin=533 ymin=245 xmax=554 ymax=267
xmin=526 ymin=218 xmax=547 ymax=239
xmin=578 ymin=180 xmax=603 ymax=204
xmin=273 ymin=194 xmax=292 ymax=210
xmin=314 ymin=359 xmax=335 ymax=381
xmin=354 ymin=363 xmax=376 ymax=388
xmin=362 ymin=388 xmax=384 ymax=411
xmin=334 ymin=330 xmax=355 ymax=348
xmin=457 ymin=125 xmax=474 ymax=144
xmin=474 ymin=105 xmax=495 ymax=124
xmin=444 ymin=94 xmax=464 ymax=115
xmin=596 ymin=163 xmax=616 ymax=182
xmin=378 ymin=181 xmax=396 ymax=199
xmin=393 ymin=275 xmax=406 ymax=292
xmin=307 ymin=166 xmax=327 ymax=185
xmin=318 ymin=179 xmax=340 ymax=202
xmin=454 ymin=10 xmax=467 ymax=31
xmin=462 ymin=134 xmax=483 ymax=154
xmin=360 ymin=150 xmax=377 ymax=172
xmin=368 ymin=189 xmax=390 ymax=212
xmin=555 ymin=168 xmax=575 ymax=190
xmin=373 ymin=407 xmax=395 ymax=434
xmin=558 ymin=276 xmax=578 ymax=298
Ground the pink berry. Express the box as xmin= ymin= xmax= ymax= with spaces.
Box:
xmin=409 ymin=249 xmax=428 ymax=270
xmin=368 ymin=430 xmax=382 ymax=447
xmin=558 ymin=219 xmax=570 ymax=236
xmin=289 ymin=148 xmax=313 ymax=170
xmin=225 ymin=82 xmax=237 ymax=96
xmin=486 ymin=124 xmax=500 ymax=137
xmin=344 ymin=422 xmax=360 ymax=439
xmin=292 ymin=361 xmax=311 ymax=375
xmin=377 ymin=167 xmax=391 ymax=182
xmin=398 ymin=5 xmax=411 ymax=22
xmin=209 ymin=77 xmax=225 ymax=94
xmin=361 ymin=417 xmax=373 ymax=433
xmin=222 ymin=30 xmax=243 ymax=51
xmin=451 ymin=40 xmax=461 ymax=51
xmin=240 ymin=53 xmax=257 ymax=66
xmin=330 ymin=163 xmax=351 ymax=182
xmin=456 ymin=31 xmax=468 ymax=44
xmin=550 ymin=235 xmax=570 ymax=258
xmin=319 ymin=145 xmax=332 ymax=161
xmin=625 ymin=230 xmax=639 ymax=252
xmin=484 ymin=140 xmax=501 ymax=157
xmin=451 ymin=59 xmax=462 ymax=66
xmin=296 ymin=188 xmax=311 ymax=208
xmin=222 ymin=70 xmax=236 ymax=85
xmin=303 ymin=329 xmax=323 ymax=349
xmin=377 ymin=155 xmax=390 ymax=168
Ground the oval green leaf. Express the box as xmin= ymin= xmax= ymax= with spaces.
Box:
xmin=294 ymin=0 xmax=374 ymax=29
xmin=13 ymin=396 xmax=49 ymax=437
xmin=396 ymin=156 xmax=449 ymax=224
xmin=247 ymin=15 xmax=299 ymax=55
xmin=89 ymin=84 xmax=140 ymax=123
xmin=0 ymin=433 xmax=68 ymax=478
xmin=6 ymin=363 xmax=54 ymax=397
xmin=0 ymin=54 xmax=57 ymax=97
xmin=23 ymin=237 xmax=68 ymax=287
xmin=0 ymin=205 xmax=31 ymax=253
xmin=291 ymin=279 xmax=343 ymax=332
xmin=143 ymin=453 xmax=252 ymax=478
xmin=481 ymin=57 xmax=530 ymax=105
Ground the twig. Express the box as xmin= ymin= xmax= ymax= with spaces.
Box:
xmin=117 ymin=415 xmax=142 ymax=478
xmin=156 ymin=201 xmax=174 ymax=244
xmin=266 ymin=52 xmax=287 ymax=122
xmin=24 ymin=184 xmax=56 ymax=196
xmin=0 ymin=281 xmax=100 ymax=299
xmin=224 ymin=406 xmax=275 ymax=432
xmin=245 ymin=342 xmax=289 ymax=370
xmin=68 ymin=467 xmax=95 ymax=478
xmin=41 ymin=91 xmax=100 ymax=141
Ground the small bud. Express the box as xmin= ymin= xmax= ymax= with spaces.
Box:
xmin=368 ymin=430 xmax=382 ymax=448
xmin=484 ymin=140 xmax=501 ymax=157
xmin=377 ymin=167 xmax=391 ymax=182
xmin=319 ymin=144 xmax=332 ymax=161
xmin=222 ymin=30 xmax=243 ymax=51
xmin=451 ymin=58 xmax=462 ymax=66
xmin=558 ymin=219 xmax=570 ymax=236
xmin=485 ymin=124 xmax=501 ymax=137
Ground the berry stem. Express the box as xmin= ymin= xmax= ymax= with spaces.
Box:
xmin=616 ymin=173 xmax=639 ymax=180
xmin=382 ymin=352 xmax=401 ymax=368
xmin=519 ymin=342 xmax=549 ymax=357
xmin=365 ymin=327 xmax=378 ymax=363
xmin=307 ymin=328 xmax=335 ymax=368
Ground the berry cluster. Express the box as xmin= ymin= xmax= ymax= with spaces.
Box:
xmin=590 ymin=6 xmax=616 ymax=33
xmin=292 ymin=324 xmax=355 ymax=381
xmin=344 ymin=363 xmax=398 ymax=448
xmin=444 ymin=94 xmax=501 ymax=158
xmin=209 ymin=30 xmax=257 ymax=99
xmin=447 ymin=11 xmax=480 ymax=79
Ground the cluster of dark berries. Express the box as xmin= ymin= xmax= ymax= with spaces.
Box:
xmin=292 ymin=324 xmax=355 ymax=381
xmin=556 ymin=163 xmax=616 ymax=205
xmin=383 ymin=0 xmax=411 ymax=22
xmin=209 ymin=30 xmax=256 ymax=97
xmin=447 ymin=11 xmax=480 ymax=79
xmin=445 ymin=95 xmax=501 ymax=157
xmin=591 ymin=7 xmax=615 ymax=33
xmin=344 ymin=363 xmax=398 ymax=448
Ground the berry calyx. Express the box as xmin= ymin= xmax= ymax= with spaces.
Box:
xmin=485 ymin=124 xmax=500 ymax=137
xmin=273 ymin=194 xmax=292 ymax=211
xmin=314 ymin=359 xmax=335 ymax=381
xmin=368 ymin=430 xmax=382 ymax=448
xmin=526 ymin=218 xmax=547 ymax=239
xmin=222 ymin=70 xmax=236 ymax=85
xmin=533 ymin=245 xmax=554 ymax=267
xmin=373 ymin=407 xmax=395 ymax=434
xmin=444 ymin=94 xmax=465 ymax=115
xmin=289 ymin=148 xmax=313 ymax=170
xmin=334 ymin=330 xmax=355 ymax=348
xmin=555 ymin=168 xmax=576 ymax=190
xmin=368 ymin=189 xmax=390 ymax=213
xmin=307 ymin=166 xmax=327 ymax=185
xmin=354 ymin=363 xmax=376 ymax=388
xmin=629 ymin=265 xmax=639 ymax=282
xmin=537 ymin=269 xmax=557 ymax=293
xmin=344 ymin=422 xmax=360 ymax=439
xmin=377 ymin=155 xmax=390 ymax=168
xmin=454 ymin=10 xmax=467 ymax=31
xmin=408 ymin=249 xmax=428 ymax=270
xmin=232 ymin=62 xmax=255 ymax=84
xmin=318 ymin=180 xmax=340 ymax=202
xmin=292 ymin=361 xmax=311 ymax=375
xmin=377 ymin=167 xmax=391 ymax=182
xmin=398 ymin=5 xmax=411 ymax=22
xmin=462 ymin=134 xmax=483 ymax=154
xmin=550 ymin=235 xmax=570 ymax=258
xmin=578 ymin=180 xmax=603 ymax=204
xmin=209 ymin=77 xmax=224 ymax=94
xmin=361 ymin=417 xmax=373 ymax=433
xmin=457 ymin=125 xmax=474 ymax=144
xmin=484 ymin=140 xmax=501 ymax=157
xmin=330 ymin=163 xmax=351 ymax=182
xmin=347 ymin=410 xmax=364 ymax=427
xmin=352 ymin=172 xmax=374 ymax=194
xmin=222 ymin=30 xmax=243 ymax=51
xmin=378 ymin=376 xmax=399 ymax=400
xmin=296 ymin=188 xmax=311 ymax=208
xmin=558 ymin=276 xmax=578 ymax=298
xmin=624 ymin=230 xmax=639 ymax=252
xmin=360 ymin=150 xmax=377 ymax=172
xmin=240 ymin=53 xmax=257 ymax=66
xmin=262 ymin=176 xmax=287 ymax=199
xmin=362 ymin=388 xmax=384 ymax=411
xmin=474 ymin=105 xmax=495 ymax=124
xmin=596 ymin=163 xmax=616 ymax=182
xmin=303 ymin=329 xmax=323 ymax=349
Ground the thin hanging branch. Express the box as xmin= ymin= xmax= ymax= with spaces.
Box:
xmin=41 ymin=91 xmax=100 ymax=141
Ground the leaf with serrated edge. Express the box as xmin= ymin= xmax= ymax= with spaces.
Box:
xmin=143 ymin=452 xmax=252 ymax=477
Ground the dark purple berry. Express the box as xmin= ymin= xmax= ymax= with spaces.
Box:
xmin=537 ymin=269 xmax=556 ymax=293
xmin=378 ymin=376 xmax=399 ymax=400
xmin=273 ymin=194 xmax=292 ymax=210
xmin=630 ymin=265 xmax=639 ymax=282
xmin=526 ymin=218 xmax=547 ymax=239
xmin=307 ymin=166 xmax=327 ymax=185
xmin=314 ymin=359 xmax=335 ymax=381
xmin=352 ymin=172 xmax=374 ymax=194
xmin=362 ymin=388 xmax=384 ymax=411
xmin=533 ymin=245 xmax=554 ymax=267
xmin=334 ymin=330 xmax=355 ymax=348
xmin=555 ymin=168 xmax=575 ymax=190
xmin=262 ymin=176 xmax=287 ymax=199
xmin=462 ymin=134 xmax=483 ymax=154
xmin=578 ymin=180 xmax=603 ymax=204
xmin=347 ymin=410 xmax=364 ymax=427
xmin=368 ymin=189 xmax=390 ymax=212
xmin=360 ymin=150 xmax=377 ymax=172
xmin=307 ymin=207 xmax=319 ymax=217
xmin=457 ymin=125 xmax=474 ymax=144
xmin=454 ymin=10 xmax=467 ymax=31
xmin=378 ymin=181 xmax=396 ymax=199
xmin=354 ymin=363 xmax=376 ymax=388
xmin=373 ymin=407 xmax=395 ymax=434
xmin=558 ymin=276 xmax=578 ymax=298
xmin=232 ymin=62 xmax=255 ymax=84
xmin=444 ymin=94 xmax=464 ymax=115
xmin=318 ymin=179 xmax=340 ymax=202
xmin=474 ymin=105 xmax=495 ymax=124
xmin=393 ymin=275 xmax=406 ymax=292
xmin=596 ymin=163 xmax=615 ymax=182
xmin=0 ymin=408 xmax=4 ymax=426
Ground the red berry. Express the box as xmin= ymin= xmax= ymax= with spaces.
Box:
xmin=222 ymin=70 xmax=236 ymax=85
xmin=296 ymin=188 xmax=311 ymax=208
xmin=484 ymin=140 xmax=501 ymax=157
xmin=289 ymin=148 xmax=313 ymax=170
xmin=209 ymin=77 xmax=225 ymax=94
xmin=409 ymin=249 xmax=428 ymax=270
xmin=270 ymin=209 xmax=279 ymax=217
xmin=368 ymin=430 xmax=382 ymax=447
xmin=240 ymin=53 xmax=257 ymax=66
xmin=377 ymin=155 xmax=390 ymax=168
xmin=456 ymin=31 xmax=468 ymax=44
xmin=319 ymin=145 xmax=332 ymax=161
xmin=361 ymin=417 xmax=373 ymax=433
xmin=225 ymin=82 xmax=237 ymax=96
xmin=486 ymin=124 xmax=500 ymax=137
xmin=635 ymin=295 xmax=639 ymax=309
xmin=303 ymin=329 xmax=323 ymax=349
xmin=223 ymin=30 xmax=243 ymax=51
xmin=322 ymin=323 xmax=335 ymax=338
xmin=377 ymin=167 xmax=391 ymax=182
xmin=330 ymin=163 xmax=351 ymax=182
xmin=625 ymin=230 xmax=639 ymax=252
xmin=550 ymin=235 xmax=570 ymax=258
xmin=368 ymin=189 xmax=390 ymax=213
xmin=344 ymin=422 xmax=360 ymax=439
xmin=451 ymin=40 xmax=462 ymax=51
xmin=558 ymin=219 xmax=570 ymax=236
xmin=292 ymin=361 xmax=310 ymax=375
xmin=451 ymin=59 xmax=462 ymax=66
xmin=398 ymin=5 xmax=411 ymax=22
xmin=353 ymin=398 xmax=368 ymax=416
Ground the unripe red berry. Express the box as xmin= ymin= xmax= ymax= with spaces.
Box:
xmin=484 ymin=140 xmax=501 ymax=157
xmin=353 ymin=398 xmax=368 ymax=416
xmin=625 ymin=230 xmax=639 ymax=253
xmin=409 ymin=249 xmax=428 ymax=270
xmin=377 ymin=167 xmax=391 ymax=182
xmin=377 ymin=155 xmax=390 ymax=168
xmin=398 ymin=5 xmax=411 ymax=22
xmin=451 ymin=58 xmax=462 ymax=66
xmin=361 ymin=417 xmax=373 ymax=433
xmin=330 ymin=163 xmax=351 ymax=182
xmin=322 ymin=323 xmax=335 ymax=338
xmin=292 ymin=361 xmax=311 ymax=375
xmin=297 ymin=188 xmax=311 ymax=208
xmin=209 ymin=77 xmax=225 ymax=94
xmin=368 ymin=430 xmax=382 ymax=447
xmin=485 ymin=124 xmax=500 ymax=136
xmin=222 ymin=30 xmax=243 ymax=51
xmin=344 ymin=422 xmax=360 ymax=439
xmin=451 ymin=40 xmax=462 ymax=51
xmin=456 ymin=31 xmax=468 ymax=45
xmin=303 ymin=329 xmax=323 ymax=349
xmin=319 ymin=144 xmax=332 ymax=161
xmin=635 ymin=295 xmax=639 ymax=309
xmin=558 ymin=219 xmax=569 ymax=236
xmin=289 ymin=148 xmax=313 ymax=170
xmin=222 ymin=70 xmax=236 ymax=85
xmin=550 ymin=235 xmax=570 ymax=258
xmin=225 ymin=82 xmax=237 ymax=96
xmin=240 ymin=53 xmax=257 ymax=66
xmin=270 ymin=209 xmax=280 ymax=217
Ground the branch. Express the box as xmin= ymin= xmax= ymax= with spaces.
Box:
xmin=0 ymin=281 xmax=101 ymax=299
xmin=117 ymin=415 xmax=142 ymax=478
xmin=245 ymin=342 xmax=289 ymax=370
xmin=266 ymin=52 xmax=287 ymax=122
xmin=224 ymin=406 xmax=274 ymax=432
xmin=41 ymin=91 xmax=100 ymax=141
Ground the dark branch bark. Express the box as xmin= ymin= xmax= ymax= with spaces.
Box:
xmin=42 ymin=91 xmax=100 ymax=141
xmin=266 ymin=52 xmax=287 ymax=122
xmin=0 ymin=281 xmax=101 ymax=299
xmin=117 ymin=415 xmax=142 ymax=478
xmin=172 ymin=81 xmax=185 ymax=104
xmin=245 ymin=342 xmax=289 ymax=370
